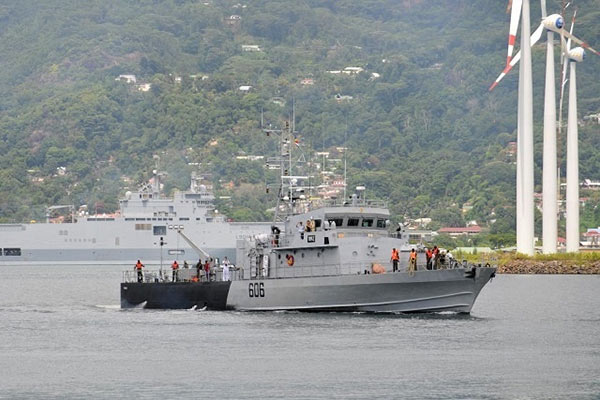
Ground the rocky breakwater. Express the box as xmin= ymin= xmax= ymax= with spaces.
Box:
xmin=498 ymin=260 xmax=600 ymax=274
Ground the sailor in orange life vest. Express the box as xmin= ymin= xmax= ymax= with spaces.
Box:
xmin=171 ymin=260 xmax=179 ymax=282
xmin=409 ymin=249 xmax=417 ymax=272
xmin=134 ymin=259 xmax=144 ymax=282
xmin=390 ymin=248 xmax=399 ymax=272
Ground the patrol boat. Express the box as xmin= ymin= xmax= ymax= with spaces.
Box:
xmin=120 ymin=123 xmax=496 ymax=313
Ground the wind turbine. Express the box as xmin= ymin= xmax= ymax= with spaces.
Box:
xmin=490 ymin=1 xmax=599 ymax=255
xmin=490 ymin=0 xmax=537 ymax=255
xmin=565 ymin=45 xmax=585 ymax=252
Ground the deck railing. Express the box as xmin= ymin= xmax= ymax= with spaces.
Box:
xmin=122 ymin=258 xmax=464 ymax=283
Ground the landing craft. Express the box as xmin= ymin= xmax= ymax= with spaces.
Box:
xmin=0 ymin=169 xmax=274 ymax=265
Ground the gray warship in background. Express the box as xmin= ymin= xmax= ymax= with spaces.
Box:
xmin=0 ymin=170 xmax=272 ymax=265
xmin=121 ymin=122 xmax=496 ymax=313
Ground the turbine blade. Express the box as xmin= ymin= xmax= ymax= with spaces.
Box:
xmin=560 ymin=29 xmax=600 ymax=56
xmin=567 ymin=9 xmax=577 ymax=53
xmin=541 ymin=0 xmax=547 ymax=19
xmin=489 ymin=23 xmax=544 ymax=91
xmin=530 ymin=22 xmax=545 ymax=46
xmin=506 ymin=0 xmax=523 ymax=67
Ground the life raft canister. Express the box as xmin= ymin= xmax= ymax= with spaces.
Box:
xmin=286 ymin=254 xmax=295 ymax=266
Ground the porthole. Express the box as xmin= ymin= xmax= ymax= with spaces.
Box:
xmin=352 ymin=251 xmax=358 ymax=257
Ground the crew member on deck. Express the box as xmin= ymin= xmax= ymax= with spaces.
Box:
xmin=390 ymin=248 xmax=399 ymax=272
xmin=204 ymin=259 xmax=211 ymax=281
xmin=432 ymin=246 xmax=440 ymax=270
xmin=171 ymin=260 xmax=179 ymax=282
xmin=409 ymin=249 xmax=417 ymax=272
xmin=195 ymin=258 xmax=203 ymax=281
xmin=135 ymin=259 xmax=144 ymax=282
xmin=222 ymin=256 xmax=231 ymax=281
xmin=297 ymin=221 xmax=305 ymax=239
xmin=425 ymin=247 xmax=433 ymax=270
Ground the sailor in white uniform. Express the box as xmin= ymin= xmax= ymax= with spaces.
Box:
xmin=222 ymin=257 xmax=231 ymax=281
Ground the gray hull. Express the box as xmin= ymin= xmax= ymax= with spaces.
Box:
xmin=226 ymin=267 xmax=495 ymax=313
xmin=120 ymin=267 xmax=496 ymax=313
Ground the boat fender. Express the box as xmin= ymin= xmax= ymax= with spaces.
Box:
xmin=286 ymin=254 xmax=295 ymax=266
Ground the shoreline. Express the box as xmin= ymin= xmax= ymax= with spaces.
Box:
xmin=497 ymin=260 xmax=600 ymax=274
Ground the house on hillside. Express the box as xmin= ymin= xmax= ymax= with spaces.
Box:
xmin=437 ymin=226 xmax=482 ymax=237
xmin=342 ymin=67 xmax=364 ymax=74
xmin=115 ymin=74 xmax=137 ymax=84
xmin=335 ymin=94 xmax=353 ymax=102
xmin=239 ymin=85 xmax=252 ymax=92
xmin=582 ymin=179 xmax=600 ymax=189
xmin=137 ymin=83 xmax=152 ymax=92
xmin=242 ymin=44 xmax=261 ymax=52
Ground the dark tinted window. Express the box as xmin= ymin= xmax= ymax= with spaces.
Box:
xmin=362 ymin=218 xmax=373 ymax=227
xmin=347 ymin=218 xmax=359 ymax=227
xmin=4 ymin=248 xmax=21 ymax=256
xmin=153 ymin=226 xmax=167 ymax=236
xmin=328 ymin=218 xmax=344 ymax=227
xmin=377 ymin=219 xmax=387 ymax=228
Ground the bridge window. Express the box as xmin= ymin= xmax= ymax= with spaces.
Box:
xmin=153 ymin=226 xmax=166 ymax=236
xmin=377 ymin=219 xmax=387 ymax=228
xmin=361 ymin=218 xmax=373 ymax=227
xmin=347 ymin=218 xmax=359 ymax=227
xmin=328 ymin=218 xmax=344 ymax=227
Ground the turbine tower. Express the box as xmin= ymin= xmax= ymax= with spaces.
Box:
xmin=517 ymin=0 xmax=534 ymax=255
xmin=541 ymin=0 xmax=557 ymax=254
xmin=566 ymin=46 xmax=585 ymax=252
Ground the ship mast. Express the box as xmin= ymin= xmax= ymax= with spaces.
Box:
xmin=264 ymin=105 xmax=310 ymax=222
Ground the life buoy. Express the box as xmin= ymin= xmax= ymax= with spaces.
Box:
xmin=286 ymin=254 xmax=295 ymax=266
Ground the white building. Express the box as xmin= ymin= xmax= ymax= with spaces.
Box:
xmin=115 ymin=74 xmax=137 ymax=84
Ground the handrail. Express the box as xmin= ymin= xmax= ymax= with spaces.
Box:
xmin=122 ymin=258 xmax=465 ymax=284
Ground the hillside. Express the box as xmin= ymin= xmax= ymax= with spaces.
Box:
xmin=1 ymin=0 xmax=600 ymax=246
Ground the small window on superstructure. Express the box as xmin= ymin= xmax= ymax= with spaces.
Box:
xmin=328 ymin=218 xmax=343 ymax=227
xmin=347 ymin=218 xmax=359 ymax=227
xmin=377 ymin=219 xmax=386 ymax=228
xmin=362 ymin=218 xmax=373 ymax=227
xmin=314 ymin=219 xmax=322 ymax=229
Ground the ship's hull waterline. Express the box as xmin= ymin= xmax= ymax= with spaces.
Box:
xmin=121 ymin=267 xmax=496 ymax=313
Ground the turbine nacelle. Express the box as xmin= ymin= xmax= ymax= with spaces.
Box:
xmin=568 ymin=47 xmax=585 ymax=62
xmin=542 ymin=14 xmax=564 ymax=32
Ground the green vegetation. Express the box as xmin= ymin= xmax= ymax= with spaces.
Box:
xmin=454 ymin=250 xmax=600 ymax=266
xmin=1 ymin=0 xmax=600 ymax=246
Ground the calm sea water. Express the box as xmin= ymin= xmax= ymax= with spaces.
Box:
xmin=0 ymin=265 xmax=598 ymax=399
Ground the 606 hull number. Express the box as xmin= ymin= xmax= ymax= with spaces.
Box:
xmin=248 ymin=282 xmax=265 ymax=298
